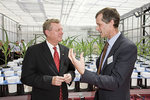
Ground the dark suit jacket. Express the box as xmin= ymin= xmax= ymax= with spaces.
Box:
xmin=21 ymin=41 xmax=75 ymax=100
xmin=81 ymin=34 xmax=137 ymax=100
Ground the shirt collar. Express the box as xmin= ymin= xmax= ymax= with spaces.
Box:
xmin=46 ymin=40 xmax=59 ymax=50
xmin=107 ymin=32 xmax=121 ymax=47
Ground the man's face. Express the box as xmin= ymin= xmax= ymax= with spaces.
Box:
xmin=16 ymin=41 xmax=19 ymax=45
xmin=21 ymin=40 xmax=24 ymax=43
xmin=96 ymin=14 xmax=111 ymax=38
xmin=46 ymin=23 xmax=63 ymax=44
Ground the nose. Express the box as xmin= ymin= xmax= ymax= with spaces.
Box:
xmin=60 ymin=30 xmax=63 ymax=35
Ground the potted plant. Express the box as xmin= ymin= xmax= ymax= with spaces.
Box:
xmin=74 ymin=38 xmax=89 ymax=58
xmin=95 ymin=37 xmax=105 ymax=56
xmin=60 ymin=35 xmax=79 ymax=48
xmin=0 ymin=28 xmax=13 ymax=68
xmin=136 ymin=35 xmax=150 ymax=66
xmin=86 ymin=36 xmax=98 ymax=60
xmin=20 ymin=37 xmax=38 ymax=58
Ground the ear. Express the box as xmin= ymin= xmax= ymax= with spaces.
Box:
xmin=110 ymin=20 xmax=114 ymax=25
xmin=45 ymin=30 xmax=49 ymax=36
xmin=108 ymin=20 xmax=114 ymax=28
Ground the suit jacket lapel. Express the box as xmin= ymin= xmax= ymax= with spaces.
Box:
xmin=41 ymin=41 xmax=59 ymax=74
xmin=101 ymin=34 xmax=124 ymax=73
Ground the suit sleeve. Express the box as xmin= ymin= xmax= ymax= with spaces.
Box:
xmin=81 ymin=43 xmax=137 ymax=90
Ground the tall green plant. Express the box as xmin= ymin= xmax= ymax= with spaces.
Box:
xmin=20 ymin=36 xmax=40 ymax=58
xmin=60 ymin=35 xmax=79 ymax=48
xmin=95 ymin=37 xmax=104 ymax=55
xmin=0 ymin=28 xmax=13 ymax=67
xmin=87 ymin=37 xmax=98 ymax=58
xmin=73 ymin=39 xmax=88 ymax=58
xmin=136 ymin=35 xmax=150 ymax=60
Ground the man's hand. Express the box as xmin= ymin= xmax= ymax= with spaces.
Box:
xmin=68 ymin=48 xmax=85 ymax=75
xmin=64 ymin=73 xmax=72 ymax=84
xmin=52 ymin=76 xmax=65 ymax=86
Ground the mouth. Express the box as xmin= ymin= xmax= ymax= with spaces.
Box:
xmin=99 ymin=31 xmax=102 ymax=34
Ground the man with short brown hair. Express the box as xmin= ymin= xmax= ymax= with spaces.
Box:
xmin=69 ymin=7 xmax=137 ymax=100
xmin=21 ymin=19 xmax=75 ymax=100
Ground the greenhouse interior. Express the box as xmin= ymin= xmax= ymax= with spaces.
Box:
xmin=0 ymin=0 xmax=150 ymax=100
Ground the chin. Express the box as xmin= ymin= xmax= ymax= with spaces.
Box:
xmin=58 ymin=39 xmax=62 ymax=42
xmin=100 ymin=34 xmax=104 ymax=37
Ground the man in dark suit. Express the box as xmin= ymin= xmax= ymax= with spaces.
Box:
xmin=69 ymin=7 xmax=137 ymax=100
xmin=21 ymin=19 xmax=75 ymax=100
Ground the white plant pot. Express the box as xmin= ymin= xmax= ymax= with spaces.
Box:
xmin=24 ymin=85 xmax=32 ymax=93
xmin=8 ymin=84 xmax=17 ymax=93
xmin=0 ymin=77 xmax=4 ymax=83
xmin=4 ymin=71 xmax=14 ymax=76
xmin=131 ymin=79 xmax=137 ymax=86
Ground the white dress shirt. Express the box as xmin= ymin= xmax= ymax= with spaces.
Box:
xmin=46 ymin=40 xmax=60 ymax=58
xmin=101 ymin=32 xmax=121 ymax=69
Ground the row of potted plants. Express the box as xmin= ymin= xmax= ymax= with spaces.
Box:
xmin=136 ymin=35 xmax=150 ymax=67
xmin=0 ymin=28 xmax=37 ymax=68
xmin=1 ymin=27 xmax=149 ymax=68
xmin=60 ymin=35 xmax=105 ymax=61
xmin=136 ymin=35 xmax=150 ymax=60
